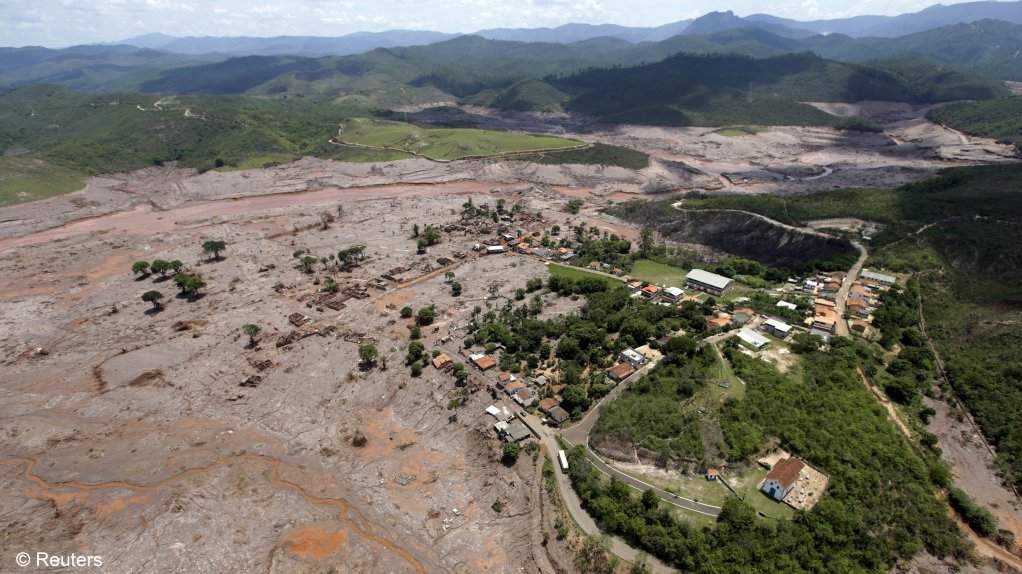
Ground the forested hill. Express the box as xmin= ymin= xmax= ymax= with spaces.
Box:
xmin=928 ymin=96 xmax=1022 ymax=147
xmin=546 ymin=53 xmax=1004 ymax=126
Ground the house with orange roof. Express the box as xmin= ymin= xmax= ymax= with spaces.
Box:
xmin=606 ymin=362 xmax=636 ymax=382
xmin=761 ymin=457 xmax=805 ymax=501
xmin=641 ymin=284 xmax=660 ymax=299
xmin=432 ymin=354 xmax=453 ymax=370
xmin=706 ymin=313 xmax=732 ymax=330
xmin=473 ymin=354 xmax=497 ymax=371
xmin=538 ymin=397 xmax=559 ymax=413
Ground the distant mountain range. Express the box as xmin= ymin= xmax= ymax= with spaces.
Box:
xmin=88 ymin=0 xmax=1022 ymax=58
xmin=4 ymin=4 xmax=1022 ymax=101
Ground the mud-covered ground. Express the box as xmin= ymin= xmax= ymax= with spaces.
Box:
xmin=0 ymin=182 xmax=602 ymax=573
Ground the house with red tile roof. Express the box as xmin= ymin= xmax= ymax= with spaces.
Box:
xmin=605 ymin=362 xmax=636 ymax=382
xmin=761 ymin=457 xmax=805 ymax=501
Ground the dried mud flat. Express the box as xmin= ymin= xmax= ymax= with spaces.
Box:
xmin=0 ymin=179 xmax=608 ymax=573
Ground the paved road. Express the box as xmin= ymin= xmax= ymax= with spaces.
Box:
xmin=517 ymin=411 xmax=676 ymax=574
xmin=833 ymin=242 xmax=867 ymax=338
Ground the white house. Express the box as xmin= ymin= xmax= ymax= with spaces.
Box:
xmin=776 ymin=300 xmax=798 ymax=311
xmin=763 ymin=319 xmax=793 ymax=339
xmin=620 ymin=348 xmax=647 ymax=368
xmin=760 ymin=457 xmax=805 ymax=501
xmin=737 ymin=328 xmax=770 ymax=350
xmin=662 ymin=286 xmax=684 ymax=303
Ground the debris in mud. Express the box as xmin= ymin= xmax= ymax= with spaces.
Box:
xmin=351 ymin=432 xmax=367 ymax=447
xmin=394 ymin=474 xmax=416 ymax=486
xmin=248 ymin=357 xmax=273 ymax=371
xmin=239 ymin=375 xmax=261 ymax=388
xmin=288 ymin=312 xmax=310 ymax=327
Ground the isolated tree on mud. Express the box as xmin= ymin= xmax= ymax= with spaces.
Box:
xmin=242 ymin=323 xmax=260 ymax=346
xmin=150 ymin=259 xmax=171 ymax=276
xmin=300 ymin=255 xmax=318 ymax=273
xmin=169 ymin=260 xmax=184 ymax=273
xmin=141 ymin=290 xmax=164 ymax=310
xmin=132 ymin=261 xmax=150 ymax=277
xmin=174 ymin=273 xmax=206 ymax=299
xmin=358 ymin=342 xmax=379 ymax=367
xmin=416 ymin=306 xmax=435 ymax=326
xmin=451 ymin=282 xmax=463 ymax=297
xmin=501 ymin=442 xmax=519 ymax=465
xmin=202 ymin=240 xmax=226 ymax=260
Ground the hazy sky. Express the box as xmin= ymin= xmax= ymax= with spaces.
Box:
xmin=2 ymin=0 xmax=978 ymax=47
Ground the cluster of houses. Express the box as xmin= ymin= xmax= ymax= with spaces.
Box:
xmin=626 ymin=280 xmax=687 ymax=305
xmin=606 ymin=344 xmax=659 ymax=381
xmin=847 ymin=269 xmax=897 ymax=337
xmin=493 ymin=370 xmax=573 ymax=425
xmin=587 ymin=261 xmax=625 ymax=276
xmin=735 ymin=318 xmax=793 ymax=351
xmin=487 ymin=405 xmax=533 ymax=442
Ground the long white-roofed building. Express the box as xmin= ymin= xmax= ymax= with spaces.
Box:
xmin=685 ymin=268 xmax=734 ymax=297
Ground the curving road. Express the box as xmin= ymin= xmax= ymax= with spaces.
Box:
xmin=556 ymin=359 xmax=723 ymax=517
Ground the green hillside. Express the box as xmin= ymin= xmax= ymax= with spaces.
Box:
xmin=551 ymin=52 xmax=1004 ymax=127
xmin=927 ymin=96 xmax=1022 ymax=147
xmin=465 ymin=79 xmax=570 ymax=111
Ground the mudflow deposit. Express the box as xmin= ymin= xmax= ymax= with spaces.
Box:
xmin=0 ymin=106 xmax=1018 ymax=573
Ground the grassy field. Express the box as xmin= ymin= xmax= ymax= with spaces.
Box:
xmin=610 ymin=461 xmax=794 ymax=521
xmin=0 ymin=156 xmax=85 ymax=207
xmin=547 ymin=263 xmax=623 ymax=287
xmin=713 ymin=125 xmax=768 ymax=137
xmin=629 ymin=259 xmax=689 ymax=287
xmin=337 ymin=118 xmax=585 ymax=161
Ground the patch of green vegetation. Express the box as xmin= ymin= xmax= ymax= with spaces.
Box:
xmin=713 ymin=125 xmax=767 ymax=137
xmin=0 ymin=156 xmax=85 ymax=207
xmin=927 ymin=95 xmax=1022 ymax=147
xmin=547 ymin=263 xmax=622 ymax=288
xmin=336 ymin=117 xmax=584 ymax=161
xmin=629 ymin=259 xmax=689 ymax=287
xmin=513 ymin=142 xmax=650 ymax=170
xmin=593 ymin=346 xmax=714 ymax=461
xmin=466 ymin=79 xmax=570 ymax=111
xmin=568 ymin=334 xmax=970 ymax=570
xmin=0 ymin=85 xmax=386 ymax=205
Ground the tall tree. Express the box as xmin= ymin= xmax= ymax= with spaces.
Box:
xmin=358 ymin=342 xmax=379 ymax=367
xmin=150 ymin=259 xmax=171 ymax=276
xmin=201 ymin=240 xmax=227 ymax=260
xmin=141 ymin=290 xmax=163 ymax=309
xmin=638 ymin=226 xmax=655 ymax=256
xmin=242 ymin=323 xmax=260 ymax=345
